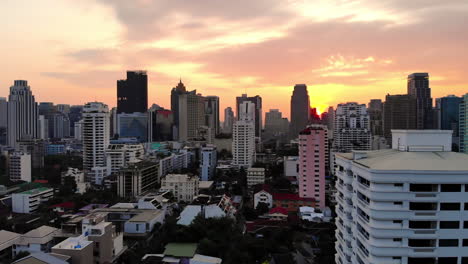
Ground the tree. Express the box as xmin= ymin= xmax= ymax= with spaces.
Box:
xmin=256 ymin=202 xmax=270 ymax=215
xmin=59 ymin=176 xmax=77 ymax=196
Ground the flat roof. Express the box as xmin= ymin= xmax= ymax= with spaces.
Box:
xmin=128 ymin=210 xmax=163 ymax=222
xmin=163 ymin=243 xmax=197 ymax=258
xmin=19 ymin=187 xmax=52 ymax=195
xmin=336 ymin=149 xmax=468 ymax=171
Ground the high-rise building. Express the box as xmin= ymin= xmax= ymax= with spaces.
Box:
xmin=232 ymin=101 xmax=256 ymax=168
xmin=298 ymin=125 xmax=328 ymax=209
xmin=0 ymin=97 xmax=7 ymax=129
xmin=334 ymin=130 xmax=468 ymax=264
xmin=52 ymin=112 xmax=70 ymax=138
xmin=56 ymin=104 xmax=70 ymax=114
xmin=327 ymin=106 xmax=335 ymax=133
xmin=8 ymin=152 xmax=32 ymax=182
xmin=117 ymin=161 xmax=159 ymax=198
xmin=38 ymin=102 xmax=55 ymax=139
xmin=170 ymin=79 xmax=187 ymax=140
xmin=68 ymin=105 xmax=83 ymax=137
xmin=160 ymin=174 xmax=200 ymax=202
xmin=236 ymin=94 xmax=262 ymax=138
xmin=82 ymin=102 xmax=110 ymax=184
xmin=200 ymin=145 xmax=217 ymax=181
xmin=383 ymin=94 xmax=417 ymax=143
xmin=74 ymin=120 xmax=83 ymax=141
xmin=264 ymin=109 xmax=289 ymax=140
xmin=436 ymin=95 xmax=463 ymax=148
xmin=223 ymin=107 xmax=235 ymax=134
xmin=459 ymin=94 xmax=468 ymax=153
xmin=7 ymin=80 xmax=38 ymax=148
xmin=205 ymin=96 xmax=220 ymax=136
xmin=368 ymin=99 xmax=383 ymax=136
xmin=290 ymin=84 xmax=310 ymax=139
xmin=117 ymin=112 xmax=148 ymax=142
xmin=148 ymin=105 xmax=174 ymax=142
xmin=407 ymin=73 xmax=433 ymax=129
xmin=117 ymin=71 xmax=148 ymax=114
xmin=178 ymin=90 xmax=205 ymax=141
xmin=106 ymin=143 xmax=145 ymax=175
xmin=17 ymin=139 xmax=45 ymax=170
xmin=37 ymin=115 xmax=48 ymax=140
xmin=333 ymin=102 xmax=371 ymax=152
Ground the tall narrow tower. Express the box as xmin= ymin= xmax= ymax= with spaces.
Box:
xmin=407 ymin=73 xmax=433 ymax=129
xmin=290 ymin=84 xmax=310 ymax=139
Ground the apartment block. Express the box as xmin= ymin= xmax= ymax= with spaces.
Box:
xmin=247 ymin=168 xmax=266 ymax=188
xmin=12 ymin=187 xmax=54 ymax=213
xmin=160 ymin=174 xmax=199 ymax=202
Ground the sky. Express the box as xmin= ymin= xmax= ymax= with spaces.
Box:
xmin=1 ymin=0 xmax=467 ymax=120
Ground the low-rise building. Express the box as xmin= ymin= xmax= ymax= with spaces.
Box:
xmin=124 ymin=210 xmax=165 ymax=236
xmin=0 ymin=230 xmax=20 ymax=261
xmin=13 ymin=226 xmax=60 ymax=257
xmin=9 ymin=152 xmax=31 ymax=182
xmin=51 ymin=235 xmax=94 ymax=264
xmin=247 ymin=168 xmax=265 ymax=188
xmin=272 ymin=193 xmax=316 ymax=212
xmin=160 ymin=174 xmax=199 ymax=202
xmin=12 ymin=252 xmax=71 ymax=264
xmin=12 ymin=187 xmax=54 ymax=213
xmin=253 ymin=189 xmax=273 ymax=209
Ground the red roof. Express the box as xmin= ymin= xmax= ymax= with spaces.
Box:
xmin=272 ymin=193 xmax=315 ymax=202
xmin=269 ymin=207 xmax=288 ymax=215
xmin=253 ymin=184 xmax=272 ymax=194
xmin=50 ymin=202 xmax=75 ymax=209
xmin=34 ymin=180 xmax=48 ymax=184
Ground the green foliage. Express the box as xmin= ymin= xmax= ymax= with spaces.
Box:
xmin=256 ymin=202 xmax=270 ymax=215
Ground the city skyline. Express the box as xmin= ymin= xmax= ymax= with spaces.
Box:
xmin=2 ymin=1 xmax=468 ymax=119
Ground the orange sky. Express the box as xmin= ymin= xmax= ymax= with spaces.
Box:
xmin=1 ymin=0 xmax=467 ymax=120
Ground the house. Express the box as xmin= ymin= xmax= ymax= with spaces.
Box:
xmin=124 ymin=210 xmax=165 ymax=236
xmin=13 ymin=226 xmax=60 ymax=257
xmin=12 ymin=252 xmax=71 ymax=264
xmin=50 ymin=202 xmax=75 ymax=214
xmin=268 ymin=207 xmax=289 ymax=221
xmin=253 ymin=189 xmax=273 ymax=209
xmin=0 ymin=230 xmax=20 ymax=261
xmin=272 ymin=193 xmax=316 ymax=212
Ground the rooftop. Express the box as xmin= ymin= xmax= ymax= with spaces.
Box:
xmin=128 ymin=210 xmax=163 ymax=222
xmin=336 ymin=149 xmax=468 ymax=171
xmin=19 ymin=187 xmax=52 ymax=195
xmin=163 ymin=243 xmax=197 ymax=258
xmin=52 ymin=235 xmax=93 ymax=250
xmin=12 ymin=252 xmax=70 ymax=264
xmin=0 ymin=230 xmax=20 ymax=251
xmin=272 ymin=193 xmax=315 ymax=202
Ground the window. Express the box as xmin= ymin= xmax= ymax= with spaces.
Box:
xmin=408 ymin=239 xmax=436 ymax=247
xmin=440 ymin=203 xmax=460 ymax=210
xmin=409 ymin=202 xmax=437 ymax=211
xmin=464 ymin=203 xmax=468 ymax=210
xmin=440 ymin=221 xmax=460 ymax=229
xmin=462 ymin=257 xmax=468 ymax=264
xmin=393 ymin=238 xmax=402 ymax=242
xmin=464 ymin=221 xmax=468 ymax=229
xmin=438 ymin=258 xmax=457 ymax=264
xmin=441 ymin=184 xmax=461 ymax=192
xmin=394 ymin=183 xmax=403 ymax=187
xmin=393 ymin=220 xmax=403 ymax=224
xmin=410 ymin=184 xmax=437 ymax=192
xmin=409 ymin=221 xmax=436 ymax=229
xmin=393 ymin=257 xmax=401 ymax=260
xmin=394 ymin=202 xmax=403 ymax=205
xmin=439 ymin=239 xmax=458 ymax=247
xmin=408 ymin=258 xmax=435 ymax=264
xmin=463 ymin=239 xmax=468 ymax=247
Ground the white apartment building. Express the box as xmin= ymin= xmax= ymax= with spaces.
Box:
xmin=333 ymin=102 xmax=371 ymax=152
xmin=232 ymin=101 xmax=256 ymax=168
xmin=200 ymin=145 xmax=217 ymax=181
xmin=335 ymin=130 xmax=468 ymax=264
xmin=160 ymin=174 xmax=199 ymax=202
xmin=247 ymin=168 xmax=265 ymax=188
xmin=12 ymin=187 xmax=54 ymax=213
xmin=82 ymin=102 xmax=110 ymax=184
xmin=106 ymin=143 xmax=144 ymax=175
xmin=158 ymin=151 xmax=192 ymax=180
xmin=9 ymin=152 xmax=31 ymax=182
xmin=61 ymin=167 xmax=89 ymax=194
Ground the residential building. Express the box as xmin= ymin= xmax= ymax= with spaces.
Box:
xmin=117 ymin=161 xmax=159 ymax=198
xmin=82 ymin=102 xmax=110 ymax=184
xmin=368 ymin=99 xmax=383 ymax=136
xmin=223 ymin=107 xmax=235 ymax=134
xmin=205 ymin=96 xmax=220 ymax=136
xmin=0 ymin=230 xmax=20 ymax=261
xmin=247 ymin=168 xmax=266 ymax=188
xmin=272 ymin=193 xmax=316 ymax=212
xmin=7 ymin=80 xmax=38 ymax=148
xmin=200 ymin=145 xmax=217 ymax=181
xmin=46 ymin=144 xmax=66 ymax=155
xmin=178 ymin=90 xmax=205 ymax=141
xmin=290 ymin=84 xmax=310 ymax=139
xmin=160 ymin=174 xmax=199 ymax=202
xmin=298 ymin=125 xmax=328 ymax=209
xmin=12 ymin=252 xmax=70 ymax=264
xmin=253 ymin=189 xmax=273 ymax=209
xmin=264 ymin=109 xmax=289 ymax=140
xmin=12 ymin=187 xmax=54 ymax=213
xmin=158 ymin=151 xmax=192 ymax=180
xmin=460 ymin=94 xmax=468 ymax=153
xmin=37 ymin=115 xmax=48 ymax=141
xmin=170 ymin=79 xmax=187 ymax=140
xmin=232 ymin=101 xmax=256 ymax=168
xmin=333 ymin=102 xmax=371 ymax=152
xmin=13 ymin=226 xmax=59 ymax=257
xmin=61 ymin=167 xmax=89 ymax=194
xmin=383 ymin=94 xmax=417 ymax=143
xmin=284 ymin=156 xmax=299 ymax=178
xmin=334 ymin=130 xmax=468 ymax=264
xmin=68 ymin=105 xmax=83 ymax=137
xmin=236 ymin=94 xmax=262 ymax=138
xmin=106 ymin=143 xmax=144 ymax=175
xmin=407 ymin=73 xmax=433 ymax=129
xmin=327 ymin=106 xmax=335 ymax=133
xmin=117 ymin=112 xmax=148 ymax=142
xmin=148 ymin=104 xmax=173 ymax=142
xmin=81 ymin=213 xmax=125 ymax=264
xmin=436 ymin=95 xmax=463 ymax=148
xmin=74 ymin=120 xmax=83 ymax=141
xmin=17 ymin=138 xmax=45 ymax=169
xmin=52 ymin=235 xmax=94 ymax=264
xmin=0 ymin=97 xmax=7 ymax=130
xmin=8 ymin=152 xmax=31 ymax=182
xmin=117 ymin=71 xmax=148 ymax=114
xmin=124 ymin=210 xmax=165 ymax=236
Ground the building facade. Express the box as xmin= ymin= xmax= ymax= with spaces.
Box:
xmin=223 ymin=107 xmax=235 ymax=134
xmin=8 ymin=152 xmax=31 ymax=182
xmin=460 ymin=94 xmax=468 ymax=153
xmin=334 ymin=130 xmax=468 ymax=264
xmin=117 ymin=162 xmax=159 ymax=198
xmin=148 ymin=105 xmax=173 ymax=142
xmin=333 ymin=102 xmax=371 ymax=152
xmin=290 ymin=84 xmax=310 ymax=139
xmin=205 ymin=96 xmax=220 ymax=136
xmin=383 ymin=94 xmax=417 ymax=143
xmin=117 ymin=71 xmax=148 ymax=114
xmin=117 ymin=112 xmax=148 ymax=142
xmin=106 ymin=143 xmax=145 ymax=175
xmin=200 ymin=145 xmax=217 ymax=181
xmin=247 ymin=168 xmax=266 ymax=188
xmin=436 ymin=95 xmax=462 ymax=148
xmin=236 ymin=94 xmax=262 ymax=138
xmin=407 ymin=73 xmax=433 ymax=129
xmin=12 ymin=187 xmax=54 ymax=213
xmin=160 ymin=174 xmax=199 ymax=202
xmin=232 ymin=101 xmax=256 ymax=168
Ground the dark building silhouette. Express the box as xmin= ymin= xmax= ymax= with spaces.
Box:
xmin=117 ymin=71 xmax=148 ymax=114
xmin=407 ymin=73 xmax=433 ymax=129
xmin=236 ymin=94 xmax=262 ymax=138
xmin=368 ymin=99 xmax=383 ymax=136
xmin=170 ymin=79 xmax=187 ymax=140
xmin=290 ymin=84 xmax=310 ymax=139
xmin=148 ymin=104 xmax=174 ymax=142
xmin=436 ymin=95 xmax=463 ymax=148
xmin=383 ymin=94 xmax=417 ymax=143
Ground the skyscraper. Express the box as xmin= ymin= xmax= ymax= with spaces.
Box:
xmin=407 ymin=73 xmax=433 ymax=129
xmin=7 ymin=80 xmax=38 ymax=148
xmin=232 ymin=101 xmax=256 ymax=168
xmin=148 ymin=104 xmax=174 ymax=142
xmin=236 ymin=94 xmax=262 ymax=138
xmin=177 ymin=90 xmax=205 ymax=141
xmin=436 ymin=95 xmax=463 ymax=149
xmin=68 ymin=105 xmax=83 ymax=137
xmin=333 ymin=102 xmax=371 ymax=152
xmin=170 ymin=79 xmax=187 ymax=139
xmin=264 ymin=109 xmax=289 ymax=140
xmin=117 ymin=112 xmax=148 ymax=142
xmin=117 ymin=71 xmax=148 ymax=114
xmin=82 ymin=102 xmax=110 ymax=184
xmin=368 ymin=99 xmax=383 ymax=136
xmin=223 ymin=107 xmax=235 ymax=134
xmin=0 ymin=97 xmax=7 ymax=129
xmin=205 ymin=96 xmax=220 ymax=136
xmin=383 ymin=94 xmax=417 ymax=143
xmin=327 ymin=106 xmax=335 ymax=132
xmin=459 ymin=94 xmax=468 ymax=153
xmin=298 ymin=125 xmax=328 ymax=209
xmin=290 ymin=84 xmax=310 ymax=139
